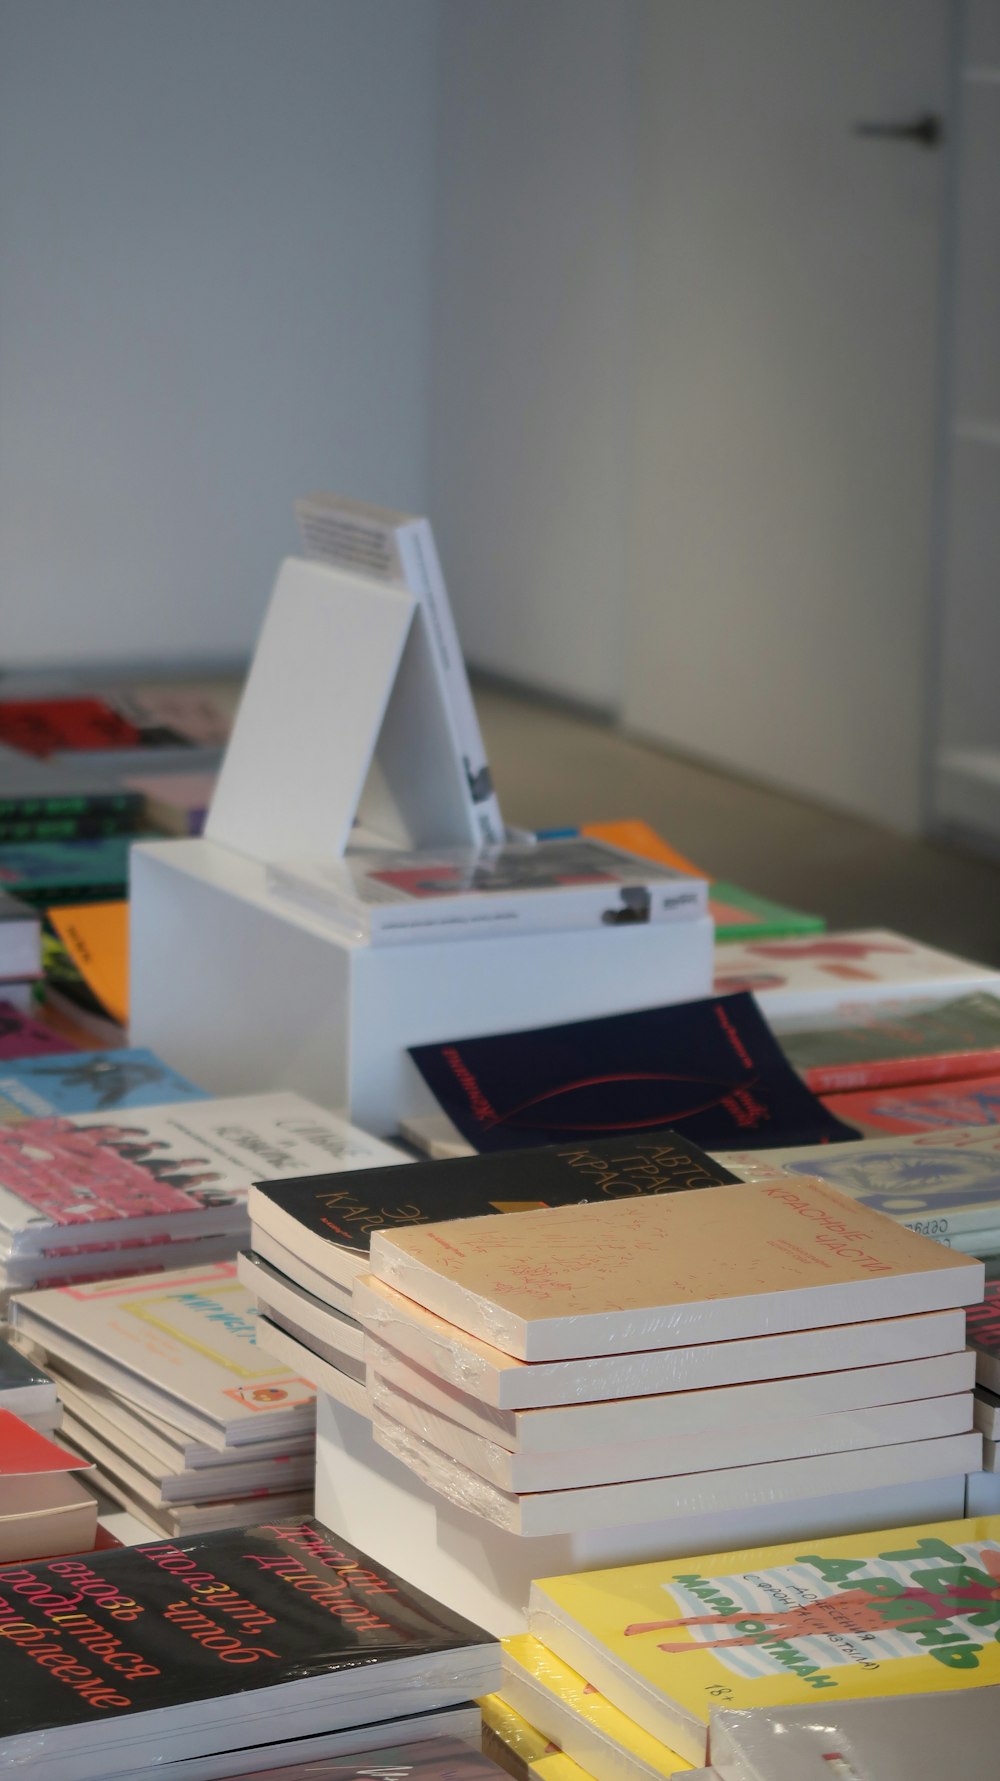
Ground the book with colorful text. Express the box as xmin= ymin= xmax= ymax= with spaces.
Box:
xmin=719 ymin=1125 xmax=1000 ymax=1245
xmin=0 ymin=1048 xmax=205 ymax=1120
xmin=0 ymin=1090 xmax=406 ymax=1260
xmin=823 ymin=1075 xmax=1000 ymax=1136
xmin=369 ymin=1178 xmax=982 ymax=1362
xmin=712 ymin=931 xmax=1000 ymax=1025
xmin=407 ymin=993 xmax=860 ymax=1155
xmin=529 ymin=1517 xmax=1000 ymax=1765
xmin=0 ymin=1517 xmax=498 ymax=1781
xmin=782 ymin=991 xmax=1000 ymax=1093
xmin=249 ymin=1134 xmax=736 ymax=1293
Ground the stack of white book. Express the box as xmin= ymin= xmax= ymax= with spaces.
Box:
xmin=0 ymin=1088 xmax=405 ymax=1300
xmin=10 ymin=1260 xmax=319 ymax=1535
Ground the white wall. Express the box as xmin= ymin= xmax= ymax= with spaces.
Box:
xmin=428 ymin=0 xmax=640 ymax=711
xmin=0 ymin=0 xmax=439 ymax=667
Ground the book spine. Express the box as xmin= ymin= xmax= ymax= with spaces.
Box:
xmin=395 ymin=521 xmax=505 ymax=845
xmin=802 ymin=1048 xmax=1000 ymax=1094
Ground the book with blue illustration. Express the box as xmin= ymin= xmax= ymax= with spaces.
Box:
xmin=0 ymin=1048 xmax=206 ymax=1119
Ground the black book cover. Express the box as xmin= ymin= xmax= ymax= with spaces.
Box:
xmin=253 ymin=1132 xmax=738 ymax=1258
xmin=0 ymin=1332 xmax=52 ymax=1395
xmin=0 ymin=1518 xmax=493 ymax=1747
xmin=407 ymin=991 xmax=860 ymax=1153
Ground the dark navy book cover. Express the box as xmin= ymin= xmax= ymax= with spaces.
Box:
xmin=408 ymin=992 xmax=860 ymax=1153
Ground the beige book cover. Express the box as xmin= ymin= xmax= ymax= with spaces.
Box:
xmin=369 ymin=1179 xmax=982 ymax=1361
xmin=353 ymin=1275 xmax=969 ymax=1411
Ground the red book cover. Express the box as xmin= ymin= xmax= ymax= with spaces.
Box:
xmin=0 ymin=698 xmax=142 ymax=758
xmin=0 ymin=1408 xmax=91 ymax=1478
xmin=802 ymin=1048 xmax=1000 ymax=1094
xmin=823 ymin=1073 xmax=1000 ymax=1135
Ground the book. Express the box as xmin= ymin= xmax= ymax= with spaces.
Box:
xmin=482 ymin=1692 xmax=598 ymax=1781
xmin=501 ymin=1634 xmax=689 ymax=1781
xmin=528 ymin=1516 xmax=1000 ymax=1764
xmin=237 ymin=1249 xmax=366 ymax=1377
xmin=11 ymin=1261 xmax=318 ymax=1450
xmin=780 ymin=991 xmax=1000 ymax=1093
xmin=367 ymin=1179 xmax=982 ymax=1362
xmin=367 ymin=1342 xmax=974 ymax=1457
xmin=823 ymin=1076 xmax=1000 ymax=1135
xmin=0 ymin=1047 xmax=205 ymax=1119
xmin=0 ymin=835 xmax=141 ymax=906
xmin=269 ymin=840 xmax=708 ymax=947
xmin=709 ymin=1690 xmax=1000 ymax=1781
xmin=966 ymin=1284 xmax=1000 ymax=1393
xmin=369 ymin=1371 xmax=972 ymax=1495
xmin=253 ymin=1310 xmax=370 ymax=1418
xmin=104 ymin=1713 xmax=486 ymax=1781
xmin=57 ymin=1406 xmax=314 ymax=1512
xmin=124 ymin=770 xmax=217 ymax=837
xmin=0 ymin=1331 xmax=59 ymax=1424
xmin=712 ymin=930 xmax=1000 ymax=1026
xmin=48 ymin=901 xmax=130 ymax=1028
xmin=0 ymin=696 xmax=178 ymax=757
xmin=973 ymin=1386 xmax=1000 ymax=1439
xmin=0 ymin=787 xmax=142 ymax=832
xmin=0 ymin=1000 xmax=72 ymax=1059
xmin=406 ymin=993 xmax=860 ymax=1155
xmin=0 ymin=1089 xmax=405 ymax=1264
xmin=719 ymin=1125 xmax=1000 ymax=1244
xmin=295 ymin=491 xmax=505 ymax=845
xmin=353 ymin=1274 xmax=968 ymax=1409
xmin=199 ymin=1736 xmax=511 ymax=1781
xmin=0 ymin=1408 xmax=96 ymax=1561
xmin=372 ymin=1408 xmax=980 ymax=1536
xmin=0 ymin=1516 xmax=498 ymax=1781
xmin=249 ymin=1134 xmax=737 ymax=1296
xmin=0 ymin=889 xmax=41 ymax=981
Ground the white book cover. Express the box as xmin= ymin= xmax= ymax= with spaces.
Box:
xmin=372 ymin=1408 xmax=982 ymax=1536
xmin=721 ymin=1123 xmax=1000 ymax=1242
xmin=369 ymin=1375 xmax=972 ymax=1494
xmin=0 ymin=1090 xmax=404 ymax=1258
xmin=269 ymin=839 xmax=708 ymax=947
xmin=10 ymin=1261 xmax=317 ymax=1446
xmin=368 ymin=1180 xmax=982 ymax=1362
xmin=353 ymin=1276 xmax=968 ymax=1410
xmin=295 ymin=491 xmax=505 ymax=845
xmin=712 ymin=929 xmax=1000 ymax=1027
xmin=367 ymin=1344 xmax=975 ymax=1457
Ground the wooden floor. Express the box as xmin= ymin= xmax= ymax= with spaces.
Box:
xmin=476 ymin=683 xmax=1000 ymax=967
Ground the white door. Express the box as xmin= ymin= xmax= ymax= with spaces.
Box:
xmin=623 ymin=0 xmax=952 ymax=831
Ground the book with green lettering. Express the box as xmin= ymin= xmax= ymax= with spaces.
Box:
xmin=529 ymin=1518 xmax=1000 ymax=1766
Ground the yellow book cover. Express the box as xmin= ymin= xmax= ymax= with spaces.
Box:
xmin=480 ymin=1692 xmax=593 ymax=1781
xmin=530 ymin=1517 xmax=1000 ymax=1764
xmin=503 ymin=1634 xmax=691 ymax=1779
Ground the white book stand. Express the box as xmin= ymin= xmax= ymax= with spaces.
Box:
xmin=130 ymin=558 xmax=714 ymax=1133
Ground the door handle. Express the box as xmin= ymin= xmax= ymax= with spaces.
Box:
xmin=854 ymin=111 xmax=943 ymax=148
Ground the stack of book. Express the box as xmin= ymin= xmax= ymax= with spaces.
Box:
xmin=0 ymin=1515 xmax=499 ymax=1781
xmin=0 ymin=1409 xmax=97 ymax=1562
xmin=356 ymin=1185 xmax=981 ymax=1543
xmin=521 ymin=1515 xmax=1000 ymax=1770
xmin=243 ymin=1132 xmax=739 ymax=1420
xmin=0 ymin=1328 xmax=60 ymax=1434
xmin=0 ymin=1087 xmax=405 ymax=1300
xmin=10 ymin=1261 xmax=319 ymax=1535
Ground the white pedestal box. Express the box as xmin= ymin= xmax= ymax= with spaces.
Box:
xmin=130 ymin=838 xmax=714 ymax=1136
xmin=313 ymin=1393 xmax=967 ymax=1637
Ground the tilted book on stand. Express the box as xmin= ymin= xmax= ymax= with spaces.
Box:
xmin=268 ymin=839 xmax=708 ymax=946
xmin=407 ymin=993 xmax=860 ymax=1154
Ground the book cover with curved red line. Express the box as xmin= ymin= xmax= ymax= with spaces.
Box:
xmin=408 ymin=993 xmax=858 ymax=1153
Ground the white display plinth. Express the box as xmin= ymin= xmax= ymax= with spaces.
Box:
xmin=130 ymin=838 xmax=714 ymax=1135
xmin=314 ymin=1393 xmax=967 ymax=1636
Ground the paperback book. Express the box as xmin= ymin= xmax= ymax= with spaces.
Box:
xmin=966 ymin=1283 xmax=1000 ymax=1393
xmin=269 ymin=838 xmax=708 ymax=946
xmin=709 ymin=1691 xmax=1000 ymax=1781
xmin=407 ymin=992 xmax=859 ymax=1154
xmin=501 ymin=1633 xmax=688 ymax=1781
xmin=0 ymin=1516 xmax=498 ymax=1781
xmin=0 ymin=1408 xmax=96 ymax=1561
xmin=529 ymin=1516 xmax=1000 ymax=1764
xmin=781 ymin=991 xmax=1000 ymax=1092
xmin=823 ymin=1075 xmax=1000 ymax=1135
xmin=367 ymin=1178 xmax=982 ymax=1361
xmin=712 ymin=930 xmax=1000 ymax=1025
xmin=0 ymin=1000 xmax=72 ymax=1059
xmin=0 ymin=834 xmax=142 ymax=905
xmin=0 ymin=1330 xmax=59 ymax=1427
xmin=0 ymin=1048 xmax=206 ymax=1120
xmin=249 ymin=1133 xmax=737 ymax=1296
xmin=481 ymin=1692 xmax=598 ymax=1781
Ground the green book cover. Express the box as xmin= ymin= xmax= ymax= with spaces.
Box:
xmin=783 ymin=991 xmax=1000 ymax=1075
xmin=0 ymin=834 xmax=146 ymax=906
xmin=711 ymin=881 xmax=825 ymax=942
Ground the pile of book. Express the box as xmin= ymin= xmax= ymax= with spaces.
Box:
xmin=10 ymin=1261 xmax=320 ymax=1535
xmin=500 ymin=1515 xmax=1000 ymax=1774
xmin=0 ymin=1514 xmax=499 ymax=1781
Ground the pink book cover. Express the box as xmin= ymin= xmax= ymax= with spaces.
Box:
xmin=0 ymin=1002 xmax=74 ymax=1060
